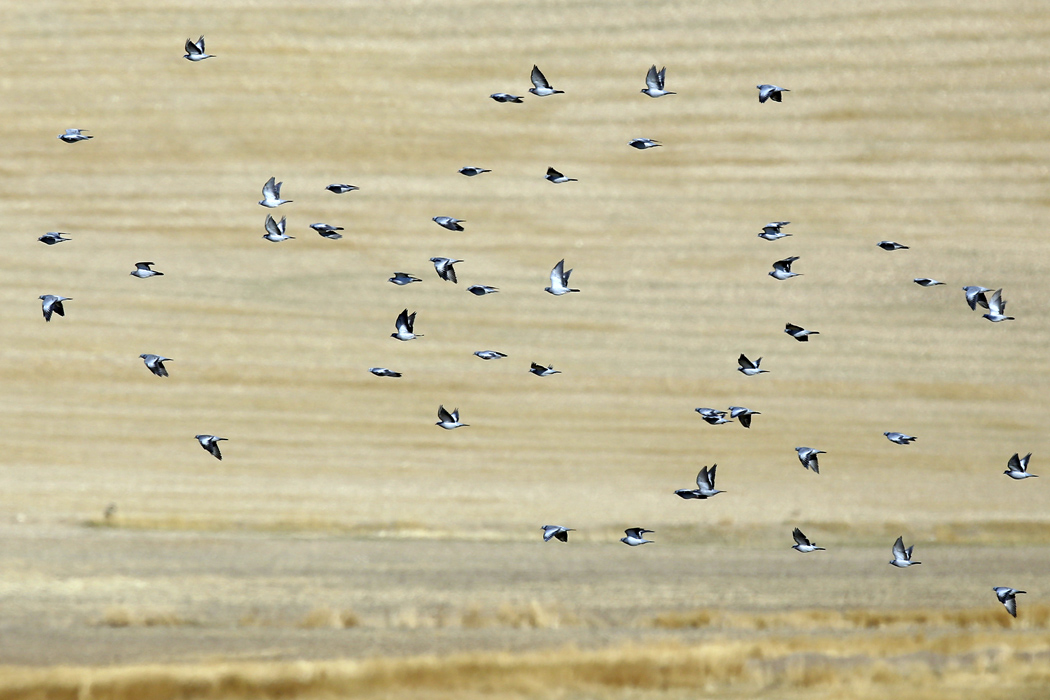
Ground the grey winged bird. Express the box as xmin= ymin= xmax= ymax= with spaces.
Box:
xmin=310 ymin=223 xmax=343 ymax=239
xmin=326 ymin=184 xmax=359 ymax=194
xmin=490 ymin=93 xmax=524 ymax=103
xmin=259 ymin=177 xmax=291 ymax=207
xmin=791 ymin=528 xmax=825 ymax=553
xmin=529 ymin=362 xmax=560 ymax=376
xmin=884 ymin=432 xmax=917 ymax=445
xmin=769 ymin=256 xmax=801 ymax=280
xmin=436 ymin=405 xmax=467 ymax=429
xmin=993 ymin=587 xmax=1025 ymax=617
xmin=389 ymin=272 xmax=422 ymax=285
xmin=784 ymin=323 xmax=819 ymax=342
xmin=139 ymin=354 xmax=172 ymax=377
xmin=458 ymin=167 xmax=491 ymax=176
xmin=430 ymin=257 xmax=462 ymax=283
xmin=728 ymin=406 xmax=760 ymax=429
xmin=263 ymin=215 xmax=293 ymax=242
xmin=58 ymin=129 xmax=92 ymax=143
xmin=545 ymin=259 xmax=580 ymax=295
xmin=369 ymin=367 xmax=401 ymax=378
xmin=877 ymin=240 xmax=909 ymax=251
xmin=433 ymin=217 xmax=465 ymax=231
xmin=621 ymin=528 xmax=654 ymax=546
xmin=391 ymin=309 xmax=421 ymax=341
xmin=39 ymin=232 xmax=71 ymax=245
xmin=545 ymin=167 xmax=577 ymax=183
xmin=628 ymin=138 xmax=661 ymax=149
xmin=796 ymin=447 xmax=824 ymax=473
xmin=982 ymin=288 xmax=1015 ymax=322
xmin=737 ymin=354 xmax=768 ymax=376
xmin=963 ymin=286 xmax=992 ymax=311
xmin=529 ymin=65 xmax=563 ymax=97
xmin=39 ymin=295 xmax=70 ymax=322
xmin=914 ymin=278 xmax=945 ymax=287
xmin=889 ymin=536 xmax=920 ymax=567
xmin=1004 ymin=452 xmax=1037 ymax=480
xmin=467 ymin=285 xmax=499 ymax=296
xmin=757 ymin=84 xmax=789 ymax=103
xmin=130 ymin=262 xmax=163 ymax=278
xmin=696 ymin=409 xmax=732 ymax=425
xmin=758 ymin=221 xmax=791 ymax=240
xmin=195 ymin=435 xmax=227 ymax=460
xmin=474 ymin=350 xmax=507 ymax=360
xmin=183 ymin=36 xmax=214 ymax=61
xmin=674 ymin=465 xmax=723 ymax=500
xmin=542 ymin=525 xmax=574 ymax=542
xmin=640 ymin=65 xmax=675 ymax=97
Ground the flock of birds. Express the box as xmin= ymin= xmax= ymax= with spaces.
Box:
xmin=37 ymin=39 xmax=1032 ymax=621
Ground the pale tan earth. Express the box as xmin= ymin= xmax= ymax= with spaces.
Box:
xmin=0 ymin=0 xmax=1049 ymax=697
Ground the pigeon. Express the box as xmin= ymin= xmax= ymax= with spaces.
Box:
xmin=310 ymin=223 xmax=344 ymax=239
xmin=433 ymin=217 xmax=465 ymax=231
xmin=429 ymin=257 xmax=462 ymax=283
xmin=1004 ymin=453 xmax=1037 ymax=480
xmin=697 ymin=410 xmax=733 ymax=425
xmin=963 ymin=286 xmax=992 ymax=311
xmin=545 ymin=259 xmax=580 ymax=295
xmin=884 ymin=432 xmax=917 ymax=445
xmin=758 ymin=222 xmax=791 ymax=240
xmin=694 ymin=408 xmax=726 ymax=419
xmin=674 ymin=465 xmax=723 ymax=499
xmin=326 ymin=184 xmax=359 ymax=194
xmin=467 ymin=285 xmax=499 ymax=296
xmin=784 ymin=323 xmax=819 ymax=342
xmin=130 ymin=262 xmax=163 ymax=278
xmin=139 ymin=354 xmax=172 ymax=377
xmin=391 ymin=309 xmax=421 ymax=341
xmin=640 ymin=65 xmax=675 ymax=98
xmin=259 ymin=177 xmax=291 ymax=208
xmin=545 ymin=167 xmax=577 ymax=183
xmin=474 ymin=350 xmax=507 ymax=360
xmin=369 ymin=367 xmax=402 ymax=378
xmin=529 ymin=362 xmax=560 ymax=377
xmin=57 ymin=129 xmax=92 ymax=143
xmin=757 ymin=84 xmax=789 ymax=103
xmin=262 ymin=215 xmax=293 ymax=242
xmin=877 ymin=241 xmax=909 ymax=251
xmin=791 ymin=528 xmax=825 ymax=553
xmin=769 ymin=256 xmax=801 ymax=280
xmin=889 ymin=536 xmax=920 ymax=567
xmin=458 ymin=167 xmax=491 ymax=176
xmin=39 ymin=295 xmax=70 ymax=322
xmin=183 ymin=35 xmax=214 ymax=61
xmin=542 ymin=525 xmax=574 ymax=542
xmin=38 ymin=232 xmax=71 ymax=245
xmin=993 ymin=587 xmax=1026 ymax=617
xmin=436 ymin=405 xmax=468 ymax=429
xmin=737 ymin=354 xmax=768 ymax=376
xmin=621 ymin=528 xmax=654 ymax=546
xmin=529 ymin=65 xmax=563 ymax=97
xmin=628 ymin=138 xmax=661 ymax=149
xmin=728 ymin=406 xmax=760 ymax=429
xmin=914 ymin=278 xmax=945 ymax=287
xmin=195 ymin=434 xmax=227 ymax=460
xmin=389 ymin=272 xmax=422 ymax=286
xmin=490 ymin=93 xmax=524 ymax=103
xmin=982 ymin=288 xmax=1015 ymax=322
xmin=796 ymin=447 xmax=825 ymax=474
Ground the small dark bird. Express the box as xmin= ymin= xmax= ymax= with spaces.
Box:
xmin=195 ymin=435 xmax=227 ymax=460
xmin=38 ymin=232 xmax=71 ymax=245
xmin=542 ymin=525 xmax=574 ymax=542
xmin=139 ymin=354 xmax=172 ymax=377
xmin=784 ymin=323 xmax=819 ymax=342
xmin=877 ymin=240 xmax=909 ymax=251
xmin=545 ymin=167 xmax=577 ymax=183
xmin=458 ymin=167 xmax=491 ymax=176
xmin=326 ymin=184 xmax=359 ymax=194
xmin=529 ymin=65 xmax=563 ymax=97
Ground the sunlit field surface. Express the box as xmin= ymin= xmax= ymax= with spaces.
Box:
xmin=1 ymin=0 xmax=1049 ymax=697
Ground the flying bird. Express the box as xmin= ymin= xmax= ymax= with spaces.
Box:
xmin=621 ymin=528 xmax=655 ymax=546
xmin=262 ymin=215 xmax=293 ymax=242
xmin=326 ymin=184 xmax=359 ymax=194
xmin=769 ymin=256 xmax=801 ymax=280
xmin=130 ymin=262 xmax=163 ymax=278
xmin=757 ymin=84 xmax=789 ymax=103
xmin=436 ymin=405 xmax=468 ymax=429
xmin=369 ymin=367 xmax=402 ymax=378
xmin=466 ymin=285 xmax=499 ymax=296
xmin=57 ymin=129 xmax=92 ymax=143
xmin=982 ymin=288 xmax=1015 ymax=322
xmin=1004 ymin=452 xmax=1037 ymax=480
xmin=758 ymin=221 xmax=791 ymax=240
xmin=391 ymin=309 xmax=421 ymax=341
xmin=784 ymin=323 xmax=819 ymax=342
xmin=389 ymin=272 xmax=422 ymax=286
xmin=545 ymin=259 xmax=580 ymax=295
xmin=640 ymin=65 xmax=675 ymax=97
xmin=542 ymin=525 xmax=574 ymax=542
xmin=728 ymin=406 xmax=760 ymax=429
xmin=490 ymin=93 xmax=524 ymax=103
xmin=914 ymin=278 xmax=944 ymax=287
xmin=529 ymin=362 xmax=560 ymax=377
xmin=889 ymin=536 xmax=920 ymax=567
xmin=39 ymin=295 xmax=70 ymax=322
xmin=545 ymin=167 xmax=577 ymax=183
xmin=993 ymin=587 xmax=1026 ymax=617
xmin=474 ymin=350 xmax=507 ymax=360
xmin=259 ymin=177 xmax=291 ymax=208
xmin=38 ymin=232 xmax=71 ymax=245
xmin=139 ymin=354 xmax=172 ymax=377
xmin=884 ymin=432 xmax=917 ymax=445
xmin=791 ymin=528 xmax=825 ymax=553
xmin=183 ymin=35 xmax=214 ymax=61
xmin=429 ymin=257 xmax=462 ymax=283
xmin=529 ymin=65 xmax=563 ymax=97
xmin=737 ymin=354 xmax=768 ymax=376
xmin=458 ymin=167 xmax=491 ymax=176
xmin=433 ymin=217 xmax=465 ymax=231
xmin=963 ymin=286 xmax=992 ymax=311
xmin=628 ymin=138 xmax=661 ymax=149
xmin=310 ymin=223 xmax=343 ymax=239
xmin=195 ymin=434 xmax=227 ymax=461
xmin=674 ymin=465 xmax=723 ymax=500
xmin=877 ymin=241 xmax=909 ymax=251
xmin=697 ymin=410 xmax=732 ymax=426
xmin=796 ymin=447 xmax=825 ymax=474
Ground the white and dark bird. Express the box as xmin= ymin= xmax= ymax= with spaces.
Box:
xmin=914 ymin=278 xmax=945 ymax=287
xmin=436 ymin=405 xmax=468 ymax=430
xmin=326 ymin=184 xmax=359 ymax=194
xmin=490 ymin=92 xmax=524 ymax=103
xmin=39 ymin=295 xmax=70 ymax=322
xmin=784 ymin=323 xmax=819 ymax=342
xmin=545 ymin=167 xmax=577 ymax=183
xmin=796 ymin=447 xmax=825 ymax=474
xmin=139 ymin=354 xmax=172 ymax=377
xmin=57 ymin=128 xmax=92 ymax=143
xmin=310 ymin=223 xmax=343 ymax=239
xmin=889 ymin=536 xmax=920 ymax=567
xmin=621 ymin=528 xmax=654 ymax=546
xmin=433 ymin=217 xmax=465 ymax=231
xmin=728 ymin=406 xmax=760 ymax=429
xmin=542 ymin=525 xmax=574 ymax=542
xmin=628 ymin=138 xmax=661 ymax=149
xmin=369 ymin=367 xmax=402 ymax=378
xmin=758 ymin=221 xmax=791 ymax=240
xmin=757 ymin=84 xmax=789 ymax=103
xmin=1004 ymin=452 xmax=1037 ymax=480
xmin=262 ymin=215 xmax=293 ymax=242
xmin=183 ymin=35 xmax=214 ymax=61
xmin=529 ymin=362 xmax=560 ymax=377
xmin=529 ymin=65 xmax=563 ymax=97
xmin=982 ymin=288 xmax=1015 ymax=322
xmin=640 ymin=65 xmax=675 ymax=97
xmin=467 ymin=285 xmax=499 ymax=296
xmin=769 ymin=256 xmax=801 ymax=280
xmin=963 ymin=286 xmax=992 ymax=311
xmin=38 ymin=232 xmax=71 ymax=245
xmin=737 ymin=354 xmax=768 ymax=376
xmin=391 ymin=309 xmax=421 ymax=341
xmin=698 ymin=412 xmax=733 ymax=426
xmin=195 ymin=435 xmax=227 ymax=461
xmin=791 ymin=528 xmax=825 ymax=553
xmin=674 ymin=465 xmax=723 ymax=500
xmin=389 ymin=272 xmax=422 ymax=286
xmin=474 ymin=350 xmax=507 ymax=360
xmin=545 ymin=259 xmax=580 ymax=295
xmin=259 ymin=177 xmax=291 ymax=208
xmin=458 ymin=167 xmax=491 ymax=176
xmin=130 ymin=262 xmax=163 ymax=278
xmin=884 ymin=432 xmax=917 ymax=445
xmin=429 ymin=257 xmax=462 ymax=283
xmin=877 ymin=240 xmax=909 ymax=251
xmin=993 ymin=587 xmax=1026 ymax=617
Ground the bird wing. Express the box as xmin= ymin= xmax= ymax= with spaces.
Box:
xmin=262 ymin=177 xmax=276 ymax=198
xmin=785 ymin=323 xmax=803 ymax=335
xmin=657 ymin=66 xmax=667 ymax=89
xmin=645 ymin=65 xmax=659 ymax=91
xmin=988 ymin=289 xmax=1005 ymax=315
xmin=738 ymin=354 xmax=756 ymax=370
xmin=135 ymin=262 xmax=153 ymax=270
xmin=542 ymin=526 xmax=557 ymax=541
xmin=792 ymin=528 xmax=808 ymax=546
xmin=185 ymin=38 xmax=200 ymax=55
xmin=52 ymin=300 xmax=66 ymax=317
xmin=547 ymin=167 xmax=564 ymax=179
xmin=531 ymin=65 xmax=551 ymax=89
xmin=196 ymin=36 xmax=206 ymax=52
xmin=405 ymin=312 xmax=416 ymax=332
xmin=624 ymin=528 xmax=642 ymax=539
xmin=892 ymin=536 xmax=906 ymax=559
xmin=394 ymin=309 xmax=409 ymax=333
xmin=437 ymin=405 xmax=453 ymax=423
xmin=264 ymin=215 xmax=281 ymax=237
xmin=773 ymin=257 xmax=798 ymax=272
xmin=1021 ymin=453 xmax=1032 ymax=471
xmin=550 ymin=260 xmax=565 ymax=288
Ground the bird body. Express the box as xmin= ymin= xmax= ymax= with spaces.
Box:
xmin=183 ymin=35 xmax=214 ymax=61
xmin=310 ymin=223 xmax=344 ymax=239
xmin=796 ymin=447 xmax=824 ymax=473
xmin=369 ymin=367 xmax=401 ymax=378
xmin=58 ymin=129 xmax=92 ymax=143
xmin=195 ymin=434 xmax=227 ymax=460
xmin=769 ymin=256 xmax=801 ymax=280
xmin=529 ymin=362 xmax=560 ymax=376
xmin=458 ymin=167 xmax=491 ymax=176
xmin=758 ymin=221 xmax=791 ymax=240
xmin=621 ymin=528 xmax=654 ymax=546
xmin=326 ymin=184 xmax=359 ymax=194
xmin=490 ymin=93 xmax=524 ymax=103
xmin=993 ymin=587 xmax=1025 ymax=617
xmin=263 ymin=215 xmax=293 ymax=242
xmin=877 ymin=240 xmax=909 ymax=251
xmin=433 ymin=217 xmax=465 ymax=231
xmin=389 ymin=272 xmax=422 ymax=286
xmin=914 ymin=278 xmax=944 ymax=287
xmin=1004 ymin=452 xmax=1037 ymax=479
xmin=982 ymin=288 xmax=1015 ymax=322
xmin=674 ymin=465 xmax=723 ymax=499
xmin=39 ymin=295 xmax=70 ymax=322
xmin=792 ymin=527 xmax=825 ymax=552
xmin=889 ymin=536 xmax=920 ymax=567
xmin=259 ymin=177 xmax=291 ymax=207
xmin=628 ymin=138 xmax=661 ymax=149
xmin=963 ymin=286 xmax=992 ymax=311
xmin=529 ymin=65 xmax=563 ymax=96
xmin=757 ymin=84 xmax=789 ymax=103
xmin=728 ymin=406 xmax=760 ymax=429
xmin=784 ymin=323 xmax=819 ymax=342
xmin=39 ymin=232 xmax=71 ymax=245
xmin=737 ymin=354 xmax=768 ymax=376
xmin=130 ymin=262 xmax=163 ymax=278
xmin=436 ymin=405 xmax=467 ymax=429
xmin=545 ymin=259 xmax=579 ymax=295
xmin=884 ymin=432 xmax=917 ymax=445
xmin=139 ymin=354 xmax=172 ymax=377
xmin=430 ymin=257 xmax=462 ymax=283
xmin=542 ymin=525 xmax=574 ymax=542
xmin=467 ymin=285 xmax=499 ymax=296
xmin=474 ymin=350 xmax=507 ymax=360
xmin=640 ymin=65 xmax=675 ymax=97
xmin=545 ymin=167 xmax=577 ymax=183
xmin=391 ymin=309 xmax=421 ymax=341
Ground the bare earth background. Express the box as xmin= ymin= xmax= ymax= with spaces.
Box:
xmin=1 ymin=0 xmax=1049 ymax=697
